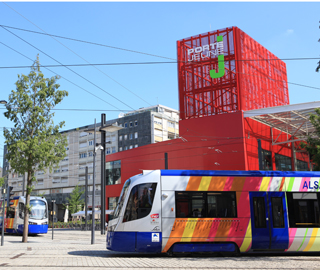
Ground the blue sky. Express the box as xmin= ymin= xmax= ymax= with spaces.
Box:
xmin=0 ymin=2 xmax=319 ymax=166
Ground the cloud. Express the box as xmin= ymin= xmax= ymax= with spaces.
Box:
xmin=285 ymin=29 xmax=294 ymax=36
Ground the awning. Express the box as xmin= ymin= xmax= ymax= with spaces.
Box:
xmin=243 ymin=101 xmax=320 ymax=145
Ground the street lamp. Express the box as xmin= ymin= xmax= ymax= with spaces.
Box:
xmin=99 ymin=114 xmax=123 ymax=235
xmin=85 ymin=119 xmax=105 ymax=244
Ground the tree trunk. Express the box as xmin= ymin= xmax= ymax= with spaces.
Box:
xmin=22 ymin=172 xmax=32 ymax=243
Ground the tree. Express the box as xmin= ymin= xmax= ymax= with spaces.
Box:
xmin=300 ymin=108 xmax=320 ymax=170
xmin=3 ymin=56 xmax=68 ymax=242
xmin=65 ymin=185 xmax=85 ymax=216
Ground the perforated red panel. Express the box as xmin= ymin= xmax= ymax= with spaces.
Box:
xmin=177 ymin=27 xmax=289 ymax=120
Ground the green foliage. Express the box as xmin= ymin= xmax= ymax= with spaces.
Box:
xmin=0 ymin=177 xmax=4 ymax=187
xmin=65 ymin=185 xmax=85 ymax=215
xmin=4 ymin=57 xmax=68 ymax=177
xmin=300 ymin=108 xmax=320 ymax=170
xmin=3 ymin=56 xmax=68 ymax=241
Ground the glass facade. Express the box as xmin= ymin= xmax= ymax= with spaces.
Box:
xmin=297 ymin=159 xmax=309 ymax=171
xmin=275 ymin=154 xmax=292 ymax=171
xmin=106 ymin=160 xmax=121 ymax=185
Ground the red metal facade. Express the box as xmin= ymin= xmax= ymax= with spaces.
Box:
xmin=177 ymin=27 xmax=289 ymax=120
xmin=104 ymin=27 xmax=304 ymax=214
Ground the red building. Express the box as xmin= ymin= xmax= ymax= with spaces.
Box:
xmin=105 ymin=26 xmax=315 ymax=211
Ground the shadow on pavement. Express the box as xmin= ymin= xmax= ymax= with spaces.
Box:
xmin=68 ymin=250 xmax=320 ymax=260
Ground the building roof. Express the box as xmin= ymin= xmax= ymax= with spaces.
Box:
xmin=243 ymin=101 xmax=320 ymax=145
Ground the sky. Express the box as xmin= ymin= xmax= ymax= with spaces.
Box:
xmin=0 ymin=1 xmax=319 ymax=167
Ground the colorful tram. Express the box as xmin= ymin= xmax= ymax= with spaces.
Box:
xmin=107 ymin=170 xmax=320 ymax=254
xmin=0 ymin=196 xmax=48 ymax=235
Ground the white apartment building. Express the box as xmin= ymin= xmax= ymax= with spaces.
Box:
xmin=3 ymin=105 xmax=179 ymax=221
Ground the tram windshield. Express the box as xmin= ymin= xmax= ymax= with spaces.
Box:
xmin=30 ymin=200 xmax=47 ymax=220
xmin=112 ymin=179 xmax=131 ymax=220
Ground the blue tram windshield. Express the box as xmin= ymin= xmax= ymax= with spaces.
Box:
xmin=30 ymin=200 xmax=47 ymax=219
xmin=112 ymin=179 xmax=131 ymax=220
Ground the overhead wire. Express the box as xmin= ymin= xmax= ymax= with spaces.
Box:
xmin=0 ymin=5 xmax=153 ymax=106
xmin=0 ymin=23 xmax=176 ymax=61
xmin=0 ymin=26 xmax=135 ymax=111
xmin=1 ymin=25 xmax=319 ymax=63
xmin=0 ymin=40 xmax=122 ymax=109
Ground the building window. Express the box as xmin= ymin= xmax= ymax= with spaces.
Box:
xmin=261 ymin=149 xmax=273 ymax=170
xmin=106 ymin=148 xmax=111 ymax=154
xmin=54 ymin=169 xmax=60 ymax=173
xmin=129 ymin=133 xmax=133 ymax=140
xmin=124 ymin=146 xmax=128 ymax=150
xmin=112 ymin=147 xmax=116 ymax=153
xmin=124 ymin=122 xmax=128 ymax=128
xmin=61 ymin=166 xmax=68 ymax=172
xmin=168 ymin=132 xmax=175 ymax=140
xmin=135 ymin=120 xmax=138 ymax=126
xmin=106 ymin=160 xmax=121 ymax=185
xmin=37 ymin=179 xmax=43 ymax=185
xmin=168 ymin=121 xmax=175 ymax=128
xmin=79 ymin=153 xmax=87 ymax=159
xmin=119 ymin=135 xmax=123 ymax=141
xmin=79 ymin=164 xmax=86 ymax=170
xmin=129 ymin=121 xmax=133 ymax=127
xmin=129 ymin=145 xmax=133 ymax=149
xmin=79 ymin=142 xmax=87 ymax=148
xmin=61 ymin=177 xmax=68 ymax=183
xmin=119 ymin=147 xmax=122 ymax=152
xmin=52 ymin=178 xmax=60 ymax=183
xmin=124 ymin=134 xmax=128 ymax=140
xmin=89 ymin=140 xmax=94 ymax=146
xmin=297 ymin=160 xmax=309 ymax=171
xmin=134 ymin=132 xmax=138 ymax=139
xmin=79 ymin=132 xmax=87 ymax=137
xmin=287 ymin=192 xmax=320 ymax=228
xmin=275 ymin=154 xmax=292 ymax=171
xmin=88 ymin=151 xmax=93 ymax=157
xmin=135 ymin=144 xmax=138 ymax=148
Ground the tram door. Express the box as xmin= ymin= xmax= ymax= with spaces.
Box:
xmin=249 ymin=192 xmax=289 ymax=250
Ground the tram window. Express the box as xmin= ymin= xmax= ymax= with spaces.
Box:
xmin=207 ymin=192 xmax=237 ymax=218
xmin=29 ymin=200 xmax=47 ymax=219
xmin=176 ymin=192 xmax=205 ymax=218
xmin=19 ymin=202 xmax=25 ymax=219
xmin=253 ymin=197 xmax=266 ymax=228
xmin=176 ymin=193 xmax=190 ymax=217
xmin=123 ymin=183 xmax=157 ymax=223
xmin=7 ymin=206 xmax=15 ymax=219
xmin=175 ymin=191 xmax=237 ymax=218
xmin=271 ymin=197 xmax=284 ymax=228
xmin=287 ymin=192 xmax=320 ymax=228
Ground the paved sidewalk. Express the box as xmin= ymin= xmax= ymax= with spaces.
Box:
xmin=1 ymin=229 xmax=320 ymax=269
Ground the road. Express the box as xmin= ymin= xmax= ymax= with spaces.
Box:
xmin=0 ymin=229 xmax=319 ymax=269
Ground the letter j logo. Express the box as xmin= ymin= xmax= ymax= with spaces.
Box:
xmin=210 ymin=35 xmax=225 ymax=79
